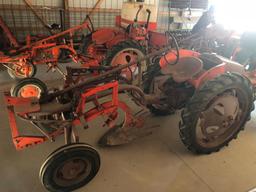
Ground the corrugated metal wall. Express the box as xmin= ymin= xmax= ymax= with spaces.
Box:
xmin=0 ymin=0 xmax=207 ymax=41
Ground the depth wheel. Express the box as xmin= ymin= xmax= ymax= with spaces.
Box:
xmin=39 ymin=143 xmax=100 ymax=192
xmin=10 ymin=78 xmax=47 ymax=98
xmin=179 ymin=73 xmax=254 ymax=154
xmin=8 ymin=63 xmax=36 ymax=79
xmin=103 ymin=40 xmax=147 ymax=85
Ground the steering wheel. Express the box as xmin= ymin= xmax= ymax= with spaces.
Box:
xmin=163 ymin=31 xmax=180 ymax=65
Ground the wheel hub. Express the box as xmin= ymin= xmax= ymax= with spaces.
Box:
xmin=19 ymin=85 xmax=42 ymax=98
xmin=59 ymin=159 xmax=87 ymax=180
xmin=15 ymin=65 xmax=33 ymax=77
xmin=53 ymin=157 xmax=92 ymax=187
xmin=112 ymin=52 xmax=137 ymax=79
xmin=199 ymin=93 xmax=240 ymax=141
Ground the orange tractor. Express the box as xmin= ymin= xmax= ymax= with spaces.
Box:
xmin=4 ymin=32 xmax=256 ymax=191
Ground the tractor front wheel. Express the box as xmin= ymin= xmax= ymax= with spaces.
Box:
xmin=39 ymin=143 xmax=100 ymax=192
xmin=179 ymin=73 xmax=254 ymax=154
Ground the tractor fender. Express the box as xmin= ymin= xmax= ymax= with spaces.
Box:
xmin=92 ymin=28 xmax=124 ymax=45
xmin=189 ymin=62 xmax=246 ymax=89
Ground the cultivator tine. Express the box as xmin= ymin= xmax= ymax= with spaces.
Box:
xmin=98 ymin=109 xmax=159 ymax=147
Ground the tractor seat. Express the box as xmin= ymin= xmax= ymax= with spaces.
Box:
xmin=161 ymin=57 xmax=203 ymax=83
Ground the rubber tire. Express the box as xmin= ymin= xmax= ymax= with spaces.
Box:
xmin=179 ymin=73 xmax=254 ymax=154
xmin=102 ymin=40 xmax=147 ymax=86
xmin=102 ymin=40 xmax=146 ymax=67
xmin=8 ymin=63 xmax=36 ymax=80
xmin=39 ymin=143 xmax=100 ymax=192
xmin=10 ymin=77 xmax=47 ymax=98
xmin=143 ymin=62 xmax=174 ymax=116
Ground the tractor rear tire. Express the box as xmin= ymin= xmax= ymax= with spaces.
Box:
xmin=179 ymin=73 xmax=254 ymax=154
xmin=103 ymin=40 xmax=147 ymax=85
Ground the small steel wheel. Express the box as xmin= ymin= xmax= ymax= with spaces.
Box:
xmin=39 ymin=143 xmax=100 ymax=192
xmin=8 ymin=63 xmax=36 ymax=79
xmin=10 ymin=78 xmax=47 ymax=98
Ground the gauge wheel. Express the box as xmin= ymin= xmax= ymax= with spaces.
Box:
xmin=8 ymin=63 xmax=36 ymax=79
xmin=39 ymin=143 xmax=100 ymax=192
xmin=10 ymin=78 xmax=47 ymax=98
xmin=179 ymin=73 xmax=254 ymax=154
xmin=103 ymin=40 xmax=147 ymax=85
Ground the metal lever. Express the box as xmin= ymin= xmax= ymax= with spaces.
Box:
xmin=146 ymin=9 xmax=151 ymax=29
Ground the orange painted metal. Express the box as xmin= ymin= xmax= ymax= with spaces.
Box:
xmin=5 ymin=95 xmax=46 ymax=150
xmin=3 ymin=81 xmax=131 ymax=151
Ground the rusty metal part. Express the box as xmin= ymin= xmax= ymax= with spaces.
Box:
xmin=98 ymin=109 xmax=159 ymax=146
xmin=53 ymin=157 xmax=91 ymax=187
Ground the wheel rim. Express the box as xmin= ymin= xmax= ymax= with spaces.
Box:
xmin=196 ymin=90 xmax=243 ymax=148
xmin=110 ymin=48 xmax=146 ymax=83
xmin=18 ymin=84 xmax=42 ymax=98
xmin=53 ymin=157 xmax=92 ymax=187
xmin=12 ymin=65 xmax=33 ymax=78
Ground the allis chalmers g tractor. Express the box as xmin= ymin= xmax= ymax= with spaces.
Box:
xmin=79 ymin=2 xmax=165 ymax=68
xmin=4 ymin=33 xmax=256 ymax=191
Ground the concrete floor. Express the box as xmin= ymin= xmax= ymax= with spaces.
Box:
xmin=1 ymin=65 xmax=256 ymax=192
